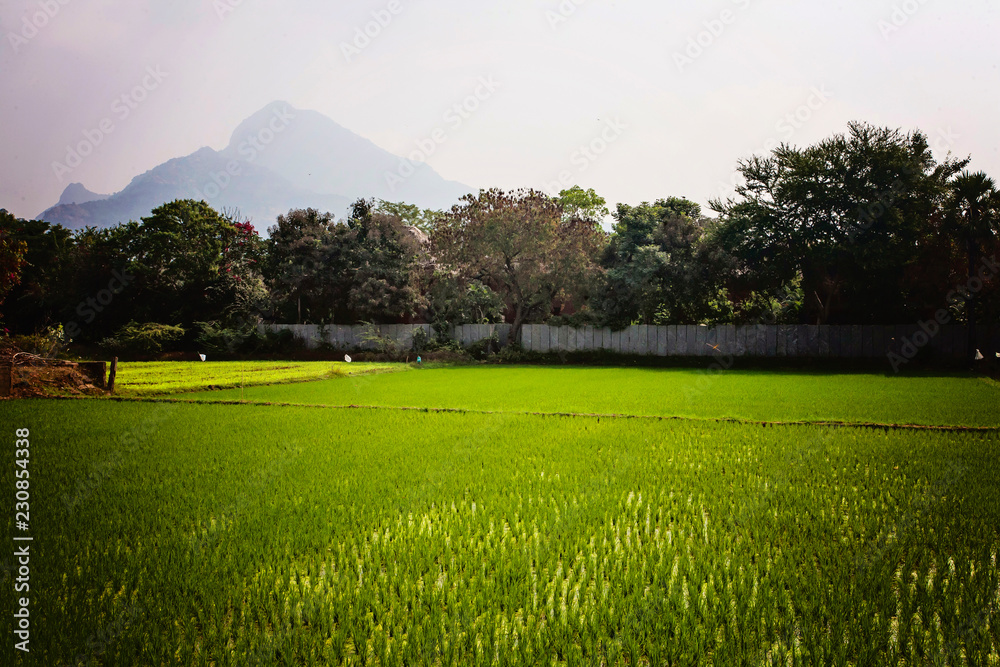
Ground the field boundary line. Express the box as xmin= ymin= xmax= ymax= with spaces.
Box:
xmin=33 ymin=395 xmax=1000 ymax=433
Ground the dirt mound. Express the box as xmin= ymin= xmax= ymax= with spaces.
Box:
xmin=1 ymin=343 xmax=105 ymax=398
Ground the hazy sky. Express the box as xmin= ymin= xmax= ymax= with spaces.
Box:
xmin=1 ymin=0 xmax=997 ymax=220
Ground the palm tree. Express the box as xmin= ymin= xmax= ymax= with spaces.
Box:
xmin=949 ymin=171 xmax=1000 ymax=362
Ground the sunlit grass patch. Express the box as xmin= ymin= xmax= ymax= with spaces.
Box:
xmin=112 ymin=360 xmax=405 ymax=397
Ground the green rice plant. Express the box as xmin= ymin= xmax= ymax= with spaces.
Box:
xmin=2 ymin=399 xmax=997 ymax=665
xmin=110 ymin=360 xmax=405 ymax=397
xmin=191 ymin=365 xmax=1000 ymax=428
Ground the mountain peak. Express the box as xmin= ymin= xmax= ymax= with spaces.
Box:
xmin=39 ymin=104 xmax=472 ymax=232
xmin=55 ymin=183 xmax=111 ymax=208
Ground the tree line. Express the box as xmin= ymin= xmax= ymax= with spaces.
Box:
xmin=1 ymin=122 xmax=998 ymax=352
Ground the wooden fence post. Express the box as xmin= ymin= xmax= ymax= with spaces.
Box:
xmin=107 ymin=357 xmax=118 ymax=394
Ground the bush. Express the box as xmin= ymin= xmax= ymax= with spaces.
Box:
xmin=260 ymin=328 xmax=297 ymax=354
xmin=546 ymin=310 xmax=603 ymax=328
xmin=467 ymin=331 xmax=501 ymax=359
xmin=411 ymin=327 xmax=430 ymax=353
xmin=358 ymin=322 xmax=399 ymax=355
xmin=195 ymin=321 xmax=262 ymax=356
xmin=11 ymin=325 xmax=69 ymax=359
xmin=101 ymin=322 xmax=186 ymax=356
xmin=497 ymin=342 xmax=527 ymax=363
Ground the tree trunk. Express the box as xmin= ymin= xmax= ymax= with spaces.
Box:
xmin=508 ymin=302 xmax=525 ymax=347
xmin=967 ymin=236 xmax=979 ymax=364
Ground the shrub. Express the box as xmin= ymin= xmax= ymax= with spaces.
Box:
xmin=195 ymin=321 xmax=262 ymax=356
xmin=101 ymin=322 xmax=186 ymax=356
xmin=411 ymin=327 xmax=430 ymax=353
xmin=11 ymin=325 xmax=69 ymax=359
xmin=467 ymin=331 xmax=501 ymax=359
xmin=358 ymin=322 xmax=399 ymax=355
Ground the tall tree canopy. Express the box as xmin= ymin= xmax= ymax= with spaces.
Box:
xmin=125 ymin=200 xmax=266 ymax=328
xmin=432 ymin=188 xmax=604 ymax=344
xmin=0 ymin=210 xmax=30 ymax=322
xmin=947 ymin=171 xmax=1000 ymax=356
xmin=597 ymin=198 xmax=729 ymax=327
xmin=710 ymin=122 xmax=968 ymax=324
xmin=265 ymin=200 xmax=423 ymax=324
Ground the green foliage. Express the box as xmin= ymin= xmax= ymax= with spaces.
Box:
xmin=10 ymin=324 xmax=69 ymax=358
xmin=266 ymin=200 xmax=424 ymax=324
xmin=597 ymin=198 xmax=729 ymax=327
xmin=0 ymin=209 xmax=29 ymax=318
xmin=194 ymin=321 xmax=262 ymax=356
xmin=101 ymin=321 xmax=186 ymax=356
xmin=375 ymin=200 xmax=442 ymax=234
xmin=425 ymin=274 xmax=505 ymax=330
xmin=0 ymin=211 xmax=70 ymax=329
xmin=410 ymin=327 xmax=430 ymax=353
xmin=947 ymin=171 xmax=1000 ymax=335
xmin=710 ymin=122 xmax=970 ymax=324
xmin=557 ymin=185 xmax=610 ymax=223
xmin=433 ymin=188 xmax=604 ymax=344
xmin=732 ymin=277 xmax=804 ymax=325
xmin=126 ymin=200 xmax=266 ymax=328
xmin=546 ymin=308 xmax=603 ymax=328
xmin=358 ymin=321 xmax=400 ymax=355
xmin=465 ymin=330 xmax=501 ymax=359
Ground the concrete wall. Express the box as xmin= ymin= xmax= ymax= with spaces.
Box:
xmin=262 ymin=323 xmax=1000 ymax=360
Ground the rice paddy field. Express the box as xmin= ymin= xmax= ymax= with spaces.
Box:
xmin=189 ymin=365 xmax=1000 ymax=428
xmin=111 ymin=361 xmax=401 ymax=397
xmin=3 ymin=364 xmax=999 ymax=665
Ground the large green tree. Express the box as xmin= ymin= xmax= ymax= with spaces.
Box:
xmin=948 ymin=171 xmax=1000 ymax=358
xmin=596 ymin=198 xmax=729 ymax=327
xmin=432 ymin=188 xmax=604 ymax=344
xmin=345 ymin=199 xmax=425 ymax=323
xmin=125 ymin=200 xmax=266 ymax=328
xmin=710 ymin=122 xmax=968 ymax=324
xmin=265 ymin=200 xmax=423 ymax=324
xmin=265 ymin=207 xmax=342 ymax=324
xmin=0 ymin=210 xmax=29 ymax=323
xmin=0 ymin=211 xmax=72 ymax=333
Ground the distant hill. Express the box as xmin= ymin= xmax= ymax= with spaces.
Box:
xmin=38 ymin=101 xmax=473 ymax=233
xmin=55 ymin=183 xmax=111 ymax=207
xmin=221 ymin=102 xmax=471 ymax=209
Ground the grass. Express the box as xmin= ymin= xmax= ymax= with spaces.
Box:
xmin=186 ymin=365 xmax=1000 ymax=428
xmin=3 ymin=398 xmax=998 ymax=665
xmin=110 ymin=360 xmax=404 ymax=397
xmin=5 ymin=363 xmax=999 ymax=664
